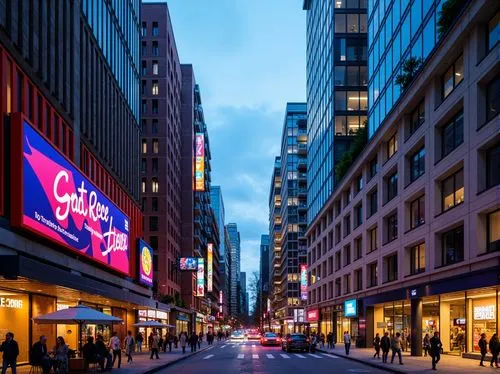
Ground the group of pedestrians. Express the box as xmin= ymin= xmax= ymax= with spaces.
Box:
xmin=479 ymin=333 xmax=499 ymax=368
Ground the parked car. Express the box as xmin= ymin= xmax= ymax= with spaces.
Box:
xmin=260 ymin=332 xmax=281 ymax=346
xmin=281 ymin=333 xmax=310 ymax=352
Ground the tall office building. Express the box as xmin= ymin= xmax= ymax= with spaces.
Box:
xmin=303 ymin=0 xmax=368 ymax=223
xmin=270 ymin=103 xmax=308 ymax=334
xmin=240 ymin=271 xmax=248 ymax=319
xmin=211 ymin=186 xmax=229 ymax=314
xmin=0 ymin=1 xmax=167 ymax=361
xmin=226 ymin=223 xmax=241 ymax=318
xmin=180 ymin=65 xmax=220 ymax=331
xmin=141 ymin=3 xmax=182 ymax=298
xmin=259 ymin=234 xmax=270 ymax=325
xmin=306 ymin=0 xmax=499 ymax=356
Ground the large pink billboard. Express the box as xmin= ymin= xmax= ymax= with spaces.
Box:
xmin=11 ymin=116 xmax=130 ymax=275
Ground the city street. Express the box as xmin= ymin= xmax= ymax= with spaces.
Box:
xmin=158 ymin=340 xmax=388 ymax=374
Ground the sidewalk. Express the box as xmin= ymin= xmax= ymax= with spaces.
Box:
xmin=16 ymin=340 xmax=217 ymax=374
xmin=317 ymin=344 xmax=499 ymax=374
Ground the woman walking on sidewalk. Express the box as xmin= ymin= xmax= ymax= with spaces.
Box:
xmin=423 ymin=333 xmax=430 ymax=357
xmin=180 ymin=332 xmax=187 ymax=354
xmin=124 ymin=331 xmax=134 ymax=364
xmin=373 ymin=333 xmax=381 ymax=359
xmin=380 ymin=332 xmax=390 ymax=363
xmin=490 ymin=333 xmax=499 ymax=368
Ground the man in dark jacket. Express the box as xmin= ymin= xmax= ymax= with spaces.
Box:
xmin=190 ymin=333 xmax=198 ymax=353
xmin=95 ymin=335 xmax=112 ymax=371
xmin=479 ymin=333 xmax=488 ymax=366
xmin=429 ymin=332 xmax=442 ymax=371
xmin=380 ymin=332 xmax=391 ymax=363
xmin=30 ymin=336 xmax=51 ymax=374
xmin=0 ymin=332 xmax=19 ymax=374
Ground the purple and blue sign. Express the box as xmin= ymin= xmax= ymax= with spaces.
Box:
xmin=138 ymin=240 xmax=153 ymax=287
xmin=12 ymin=119 xmax=130 ymax=274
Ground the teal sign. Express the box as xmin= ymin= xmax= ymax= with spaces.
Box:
xmin=344 ymin=299 xmax=357 ymax=317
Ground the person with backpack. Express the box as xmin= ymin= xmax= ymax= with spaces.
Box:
xmin=390 ymin=332 xmax=403 ymax=365
xmin=380 ymin=332 xmax=391 ymax=363
xmin=479 ymin=333 xmax=488 ymax=366
xmin=490 ymin=333 xmax=499 ymax=368
xmin=373 ymin=333 xmax=381 ymax=359
xmin=124 ymin=331 xmax=135 ymax=363
xmin=429 ymin=331 xmax=442 ymax=371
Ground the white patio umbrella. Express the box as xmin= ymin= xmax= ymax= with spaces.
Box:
xmin=134 ymin=320 xmax=175 ymax=328
xmin=33 ymin=305 xmax=123 ymax=350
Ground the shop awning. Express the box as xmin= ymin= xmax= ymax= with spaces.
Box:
xmin=134 ymin=321 xmax=174 ymax=328
xmin=33 ymin=305 xmax=123 ymax=324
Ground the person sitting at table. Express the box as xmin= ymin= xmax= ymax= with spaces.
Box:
xmin=51 ymin=336 xmax=69 ymax=373
xmin=95 ymin=335 xmax=112 ymax=371
xmin=30 ymin=336 xmax=51 ymax=374
xmin=82 ymin=337 xmax=101 ymax=368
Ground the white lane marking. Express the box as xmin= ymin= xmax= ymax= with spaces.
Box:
xmin=203 ymin=355 xmax=214 ymax=360
xmin=237 ymin=354 xmax=244 ymax=359
xmin=309 ymin=353 xmax=323 ymax=359
xmin=280 ymin=354 xmax=290 ymax=359
xmin=321 ymin=353 xmax=339 ymax=358
xmin=252 ymin=344 xmax=256 ymax=348
xmin=252 ymin=354 xmax=259 ymax=359
xmin=295 ymin=354 xmax=306 ymax=359
xmin=266 ymin=354 xmax=275 ymax=359
xmin=221 ymin=345 xmax=226 ymax=348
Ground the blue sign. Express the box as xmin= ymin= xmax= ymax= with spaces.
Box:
xmin=16 ymin=120 xmax=130 ymax=274
xmin=344 ymin=299 xmax=357 ymax=317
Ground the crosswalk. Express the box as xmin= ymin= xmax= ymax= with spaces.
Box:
xmin=202 ymin=353 xmax=339 ymax=361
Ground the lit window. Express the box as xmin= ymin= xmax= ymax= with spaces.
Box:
xmin=141 ymin=178 xmax=146 ymax=193
xmin=442 ymin=55 xmax=464 ymax=99
xmin=410 ymin=243 xmax=425 ymax=275
xmin=152 ymin=61 xmax=159 ymax=75
xmin=152 ymin=80 xmax=159 ymax=95
xmin=153 ymin=139 xmax=159 ymax=154
xmin=487 ymin=210 xmax=500 ymax=253
xmin=387 ymin=133 xmax=398 ymax=158
xmin=142 ymin=139 xmax=147 ymax=154
xmin=441 ymin=169 xmax=464 ymax=212
xmin=151 ymin=178 xmax=159 ymax=193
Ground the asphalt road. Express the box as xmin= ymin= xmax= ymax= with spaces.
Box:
xmin=157 ymin=339 xmax=390 ymax=374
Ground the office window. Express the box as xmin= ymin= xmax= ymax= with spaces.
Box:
xmin=335 ymin=66 xmax=346 ymax=86
xmin=386 ymin=213 xmax=398 ymax=242
xmin=335 ymin=14 xmax=347 ymax=32
xmin=152 ymin=22 xmax=159 ymax=36
xmin=409 ymin=195 xmax=425 ymax=229
xmin=151 ymin=178 xmax=159 ymax=193
xmin=152 ymin=41 xmax=159 ymax=56
xmin=442 ymin=55 xmax=464 ymax=99
xmin=486 ymin=75 xmax=499 ymax=123
xmin=385 ymin=254 xmax=398 ymax=282
xmin=347 ymin=66 xmax=359 ymax=86
xmin=347 ymin=14 xmax=359 ymax=33
xmin=441 ymin=226 xmax=464 ymax=266
xmin=142 ymin=100 xmax=147 ymax=114
xmin=344 ymin=245 xmax=351 ymax=266
xmin=141 ymin=197 xmax=146 ymax=212
xmin=487 ymin=210 xmax=500 ymax=253
xmin=355 ymin=175 xmax=363 ymax=193
xmin=335 ymin=91 xmax=347 ymax=110
xmin=141 ymin=178 xmax=146 ymax=193
xmin=344 ymin=274 xmax=351 ymax=294
xmin=410 ymin=100 xmax=425 ymax=134
xmin=142 ymin=61 xmax=147 ymax=75
xmin=368 ymin=189 xmax=377 ymax=216
xmin=441 ymin=169 xmax=464 ymax=212
xmin=486 ymin=143 xmax=500 ymax=189
xmin=335 ymin=223 xmax=341 ymax=244
xmin=152 ymin=139 xmax=159 ymax=154
xmin=355 ymin=203 xmax=363 ymax=227
xmin=152 ymin=197 xmax=158 ymax=212
xmin=368 ymin=262 xmax=377 ymax=287
xmin=141 ymin=22 xmax=147 ymax=36
xmin=152 ymin=158 xmax=158 ymax=173
xmin=387 ymin=133 xmax=398 ymax=158
xmin=410 ymin=147 xmax=425 ymax=182
xmin=149 ymin=216 xmax=159 ymax=231
xmin=141 ymin=42 xmax=147 ymax=56
xmin=335 ymin=251 xmax=341 ymax=271
xmin=354 ymin=236 xmax=362 ymax=260
xmin=368 ymin=156 xmax=378 ymax=179
xmin=142 ymin=139 xmax=147 ymax=154
xmin=354 ymin=268 xmax=363 ymax=291
xmin=152 ymin=80 xmax=159 ymax=95
xmin=141 ymin=80 xmax=146 ymax=95
xmin=410 ymin=243 xmax=425 ymax=275
xmin=344 ymin=214 xmax=351 ymax=237
xmin=335 ymin=278 xmax=341 ymax=297
xmin=152 ymin=100 xmax=159 ymax=114
xmin=152 ymin=61 xmax=159 ymax=75
xmin=441 ymin=111 xmax=464 ymax=158
xmin=369 ymin=226 xmax=377 ymax=253
xmin=360 ymin=66 xmax=368 ymax=86
xmin=141 ymin=158 xmax=146 ymax=173
xmin=387 ymin=171 xmax=398 ymax=201
xmin=488 ymin=13 xmax=499 ymax=51
xmin=152 ymin=119 xmax=159 ymax=135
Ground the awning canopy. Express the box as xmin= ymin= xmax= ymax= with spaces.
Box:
xmin=33 ymin=305 xmax=123 ymax=325
xmin=134 ymin=321 xmax=174 ymax=328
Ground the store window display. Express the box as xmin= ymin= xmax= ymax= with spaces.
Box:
xmin=0 ymin=292 xmax=29 ymax=363
xmin=467 ymin=288 xmax=497 ymax=353
xmin=439 ymin=292 xmax=466 ymax=355
xmin=422 ymin=296 xmax=440 ymax=342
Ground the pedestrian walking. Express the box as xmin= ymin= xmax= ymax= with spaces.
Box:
xmin=180 ymin=332 xmax=187 ymax=354
xmin=479 ymin=333 xmax=488 ymax=366
xmin=198 ymin=332 xmax=203 ymax=349
xmin=190 ymin=332 xmax=198 ymax=352
xmin=109 ymin=331 xmax=121 ymax=368
xmin=423 ymin=333 xmax=430 ymax=357
xmin=124 ymin=331 xmax=135 ymax=363
xmin=390 ymin=332 xmax=403 ymax=365
xmin=343 ymin=331 xmax=351 ymax=355
xmin=150 ymin=332 xmax=160 ymax=359
xmin=380 ymin=332 xmax=390 ymax=363
xmin=0 ymin=332 xmax=18 ymax=374
xmin=373 ymin=333 xmax=381 ymax=359
xmin=489 ymin=333 xmax=499 ymax=368
xmin=148 ymin=332 xmax=154 ymax=350
xmin=429 ymin=331 xmax=442 ymax=371
xmin=173 ymin=334 xmax=178 ymax=349
xmin=135 ymin=332 xmax=143 ymax=353
xmin=95 ymin=335 xmax=112 ymax=371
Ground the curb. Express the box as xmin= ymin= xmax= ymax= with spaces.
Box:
xmin=142 ymin=345 xmax=214 ymax=374
xmin=317 ymin=349 xmax=407 ymax=374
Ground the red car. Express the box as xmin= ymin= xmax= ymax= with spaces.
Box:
xmin=260 ymin=332 xmax=281 ymax=346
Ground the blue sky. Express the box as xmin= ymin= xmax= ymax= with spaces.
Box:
xmin=164 ymin=1 xmax=306 ymax=282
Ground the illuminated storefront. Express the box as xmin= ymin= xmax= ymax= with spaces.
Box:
xmin=307 ymin=309 xmax=319 ymax=334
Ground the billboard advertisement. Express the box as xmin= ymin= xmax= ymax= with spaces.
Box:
xmin=344 ymin=299 xmax=357 ymax=317
xmin=219 ymin=291 xmax=223 ymax=314
xmin=138 ymin=239 xmax=153 ymax=287
xmin=207 ymin=243 xmax=213 ymax=292
xmin=300 ymin=264 xmax=308 ymax=301
xmin=179 ymin=257 xmax=198 ymax=271
xmin=307 ymin=309 xmax=318 ymax=322
xmin=194 ymin=133 xmax=205 ymax=191
xmin=11 ymin=117 xmax=130 ymax=274
xmin=196 ymin=258 xmax=205 ymax=296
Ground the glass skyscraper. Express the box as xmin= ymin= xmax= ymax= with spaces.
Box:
xmin=367 ymin=0 xmax=441 ymax=136
xmin=304 ymin=0 xmax=368 ymax=223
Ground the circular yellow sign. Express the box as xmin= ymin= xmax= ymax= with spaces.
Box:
xmin=141 ymin=246 xmax=152 ymax=276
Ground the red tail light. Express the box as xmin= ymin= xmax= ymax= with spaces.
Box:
xmin=264 ymin=338 xmax=268 ymax=342
xmin=287 ymin=338 xmax=292 ymax=343
xmin=277 ymin=338 xmax=282 ymax=343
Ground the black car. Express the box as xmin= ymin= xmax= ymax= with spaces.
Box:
xmin=281 ymin=333 xmax=310 ymax=352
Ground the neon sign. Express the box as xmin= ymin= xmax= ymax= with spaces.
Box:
xmin=194 ymin=133 xmax=205 ymax=191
